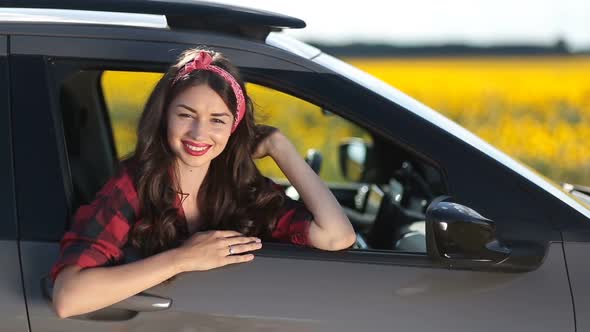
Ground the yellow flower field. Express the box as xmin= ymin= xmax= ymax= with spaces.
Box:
xmin=103 ymin=56 xmax=590 ymax=186
xmin=346 ymin=56 xmax=590 ymax=185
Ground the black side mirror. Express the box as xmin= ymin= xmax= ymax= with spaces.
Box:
xmin=426 ymin=197 xmax=511 ymax=263
xmin=425 ymin=197 xmax=546 ymax=272
xmin=338 ymin=138 xmax=371 ymax=182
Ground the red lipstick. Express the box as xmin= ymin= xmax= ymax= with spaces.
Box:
xmin=181 ymin=140 xmax=212 ymax=157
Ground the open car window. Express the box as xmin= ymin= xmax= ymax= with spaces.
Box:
xmin=89 ymin=69 xmax=448 ymax=254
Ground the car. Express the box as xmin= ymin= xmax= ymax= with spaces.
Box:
xmin=1 ymin=1 xmax=589 ymax=331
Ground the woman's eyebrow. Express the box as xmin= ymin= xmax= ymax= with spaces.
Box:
xmin=210 ymin=113 xmax=231 ymax=117
xmin=177 ymin=104 xmax=197 ymax=113
xmin=176 ymin=104 xmax=231 ymax=117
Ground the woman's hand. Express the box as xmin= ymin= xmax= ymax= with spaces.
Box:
xmin=252 ymin=125 xmax=280 ymax=159
xmin=172 ymin=230 xmax=262 ymax=274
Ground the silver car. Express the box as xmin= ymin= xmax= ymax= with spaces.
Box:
xmin=1 ymin=1 xmax=589 ymax=331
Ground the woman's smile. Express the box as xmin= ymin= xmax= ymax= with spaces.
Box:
xmin=182 ymin=140 xmax=212 ymax=156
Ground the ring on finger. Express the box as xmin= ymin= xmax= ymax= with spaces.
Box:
xmin=228 ymin=245 xmax=234 ymax=255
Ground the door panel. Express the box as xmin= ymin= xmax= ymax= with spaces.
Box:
xmin=563 ymin=242 xmax=590 ymax=332
xmin=0 ymin=241 xmax=29 ymax=332
xmin=22 ymin=242 xmax=571 ymax=331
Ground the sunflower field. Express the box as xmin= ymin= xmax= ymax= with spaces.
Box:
xmin=346 ymin=56 xmax=590 ymax=185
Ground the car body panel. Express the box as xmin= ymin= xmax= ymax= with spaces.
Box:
xmin=0 ymin=241 xmax=29 ymax=332
xmin=9 ymin=32 xmax=320 ymax=72
xmin=266 ymin=32 xmax=322 ymax=59
xmin=563 ymin=242 xmax=590 ymax=332
xmin=0 ymin=8 xmax=167 ymax=29
xmin=22 ymin=241 xmax=573 ymax=331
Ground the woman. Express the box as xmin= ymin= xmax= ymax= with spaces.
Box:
xmin=50 ymin=47 xmax=356 ymax=318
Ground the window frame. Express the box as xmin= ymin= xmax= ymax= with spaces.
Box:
xmin=11 ymin=53 xmax=72 ymax=241
xmin=0 ymin=35 xmax=16 ymax=241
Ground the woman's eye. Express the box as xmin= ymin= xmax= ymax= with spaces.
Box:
xmin=179 ymin=113 xmax=193 ymax=119
xmin=212 ymin=118 xmax=226 ymax=124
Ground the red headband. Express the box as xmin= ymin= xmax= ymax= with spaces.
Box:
xmin=173 ymin=51 xmax=245 ymax=133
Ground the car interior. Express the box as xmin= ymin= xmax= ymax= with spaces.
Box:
xmin=58 ymin=67 xmax=448 ymax=254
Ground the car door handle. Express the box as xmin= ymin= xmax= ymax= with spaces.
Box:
xmin=109 ymin=292 xmax=172 ymax=312
xmin=41 ymin=275 xmax=172 ymax=319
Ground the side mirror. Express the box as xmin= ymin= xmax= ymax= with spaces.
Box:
xmin=425 ymin=197 xmax=546 ymax=272
xmin=338 ymin=138 xmax=371 ymax=182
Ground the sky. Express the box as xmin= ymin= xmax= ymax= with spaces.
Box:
xmin=211 ymin=0 xmax=590 ymax=51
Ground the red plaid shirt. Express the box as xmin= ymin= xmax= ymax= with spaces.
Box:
xmin=49 ymin=168 xmax=313 ymax=282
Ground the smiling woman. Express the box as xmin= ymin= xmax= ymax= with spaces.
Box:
xmin=50 ymin=46 xmax=355 ymax=318
xmin=167 ymin=85 xmax=234 ymax=169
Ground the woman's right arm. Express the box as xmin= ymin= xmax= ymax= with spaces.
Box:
xmin=52 ymin=230 xmax=262 ymax=318
xmin=52 ymin=247 xmax=180 ymax=318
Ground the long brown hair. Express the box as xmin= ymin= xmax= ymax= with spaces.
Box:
xmin=124 ymin=47 xmax=285 ymax=258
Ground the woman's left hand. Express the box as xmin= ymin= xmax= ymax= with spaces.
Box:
xmin=252 ymin=125 xmax=281 ymax=159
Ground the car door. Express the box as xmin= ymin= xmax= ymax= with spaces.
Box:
xmin=0 ymin=34 xmax=29 ymax=332
xmin=12 ymin=30 xmax=575 ymax=332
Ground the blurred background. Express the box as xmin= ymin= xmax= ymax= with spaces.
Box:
xmin=216 ymin=0 xmax=590 ymax=186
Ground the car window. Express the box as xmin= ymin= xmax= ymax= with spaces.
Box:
xmin=100 ymin=70 xmax=436 ymax=253
xmin=101 ymin=71 xmax=162 ymax=158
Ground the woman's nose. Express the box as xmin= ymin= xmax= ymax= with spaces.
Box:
xmin=189 ymin=118 xmax=208 ymax=139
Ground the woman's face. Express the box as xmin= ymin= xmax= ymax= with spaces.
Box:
xmin=167 ymin=84 xmax=234 ymax=171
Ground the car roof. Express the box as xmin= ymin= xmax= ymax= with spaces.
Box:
xmin=0 ymin=0 xmax=306 ymax=40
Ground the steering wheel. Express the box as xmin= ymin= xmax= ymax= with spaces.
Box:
xmin=364 ymin=189 xmax=404 ymax=249
xmin=365 ymin=161 xmax=432 ymax=249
